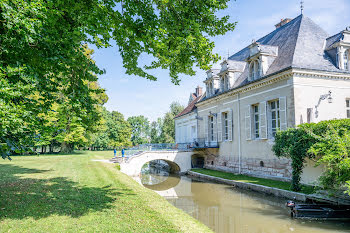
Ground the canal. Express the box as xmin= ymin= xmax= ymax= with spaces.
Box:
xmin=140 ymin=161 xmax=350 ymax=233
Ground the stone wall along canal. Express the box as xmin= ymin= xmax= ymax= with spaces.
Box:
xmin=139 ymin=162 xmax=350 ymax=233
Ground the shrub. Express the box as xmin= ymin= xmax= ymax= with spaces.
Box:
xmin=273 ymin=119 xmax=350 ymax=193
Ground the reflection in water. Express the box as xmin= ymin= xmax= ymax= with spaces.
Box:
xmin=141 ymin=166 xmax=350 ymax=233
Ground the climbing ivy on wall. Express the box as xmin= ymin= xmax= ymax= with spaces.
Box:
xmin=273 ymin=119 xmax=350 ymax=193
xmin=272 ymin=127 xmax=316 ymax=191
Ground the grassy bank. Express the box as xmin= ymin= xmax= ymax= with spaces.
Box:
xmin=191 ymin=168 xmax=315 ymax=194
xmin=0 ymin=151 xmax=211 ymax=233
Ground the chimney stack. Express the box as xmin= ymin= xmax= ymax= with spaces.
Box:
xmin=275 ymin=18 xmax=292 ymax=29
xmin=195 ymin=86 xmax=203 ymax=97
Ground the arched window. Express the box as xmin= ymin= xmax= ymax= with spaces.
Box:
xmin=344 ymin=50 xmax=349 ymax=70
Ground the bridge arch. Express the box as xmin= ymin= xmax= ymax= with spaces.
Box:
xmin=120 ymin=151 xmax=192 ymax=177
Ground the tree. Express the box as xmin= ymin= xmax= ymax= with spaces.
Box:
xmin=127 ymin=116 xmax=150 ymax=146
xmin=107 ymin=111 xmax=132 ymax=148
xmin=159 ymin=102 xmax=184 ymax=143
xmin=150 ymin=118 xmax=163 ymax=143
xmin=1 ymin=0 xmax=235 ymax=157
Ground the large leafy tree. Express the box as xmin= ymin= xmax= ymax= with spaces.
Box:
xmin=1 ymin=0 xmax=235 ymax=157
xmin=127 ymin=116 xmax=150 ymax=146
xmin=107 ymin=111 xmax=132 ymax=148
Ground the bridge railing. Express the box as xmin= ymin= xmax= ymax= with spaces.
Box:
xmin=176 ymin=138 xmax=219 ymax=149
xmin=116 ymin=140 xmax=218 ymax=160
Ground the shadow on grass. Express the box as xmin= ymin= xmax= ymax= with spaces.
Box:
xmin=0 ymin=164 xmax=134 ymax=220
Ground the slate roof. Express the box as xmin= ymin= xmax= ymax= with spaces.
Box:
xmin=174 ymin=94 xmax=204 ymax=119
xmin=199 ymin=14 xmax=350 ymax=103
xmin=326 ymin=33 xmax=342 ymax=49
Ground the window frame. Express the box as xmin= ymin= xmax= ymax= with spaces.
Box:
xmin=224 ymin=75 xmax=229 ymax=91
xmin=253 ymin=104 xmax=260 ymax=139
xmin=344 ymin=50 xmax=349 ymax=70
xmin=269 ymin=99 xmax=281 ymax=137
xmin=209 ymin=116 xmax=214 ymax=141
xmin=223 ymin=112 xmax=229 ymax=141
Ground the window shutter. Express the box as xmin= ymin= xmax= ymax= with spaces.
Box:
xmin=217 ymin=113 xmax=222 ymax=142
xmin=204 ymin=116 xmax=209 ymax=142
xmin=245 ymin=105 xmax=252 ymax=140
xmin=259 ymin=101 xmax=268 ymax=139
xmin=228 ymin=109 xmax=233 ymax=141
xmin=213 ymin=115 xmax=217 ymax=142
xmin=279 ymin=97 xmax=287 ymax=131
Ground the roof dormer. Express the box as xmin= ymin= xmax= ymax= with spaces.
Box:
xmin=326 ymin=27 xmax=350 ymax=71
xmin=246 ymin=41 xmax=278 ymax=81
xmin=219 ymin=60 xmax=246 ymax=92
xmin=204 ymin=69 xmax=220 ymax=98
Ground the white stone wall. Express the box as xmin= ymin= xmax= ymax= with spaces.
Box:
xmin=175 ymin=112 xmax=197 ymax=144
xmin=180 ymin=68 xmax=350 ymax=184
xmin=196 ymin=75 xmax=295 ymax=180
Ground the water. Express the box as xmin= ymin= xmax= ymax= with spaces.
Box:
xmin=140 ymin=165 xmax=350 ymax=233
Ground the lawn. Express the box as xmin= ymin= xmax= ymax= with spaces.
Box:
xmin=0 ymin=151 xmax=211 ymax=233
xmin=191 ymin=168 xmax=315 ymax=194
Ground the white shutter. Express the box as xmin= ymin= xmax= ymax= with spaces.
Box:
xmin=228 ymin=109 xmax=233 ymax=141
xmin=204 ymin=116 xmax=209 ymax=142
xmin=259 ymin=101 xmax=268 ymax=139
xmin=217 ymin=113 xmax=222 ymax=142
xmin=213 ymin=115 xmax=217 ymax=142
xmin=279 ymin=97 xmax=287 ymax=131
xmin=245 ymin=105 xmax=252 ymax=140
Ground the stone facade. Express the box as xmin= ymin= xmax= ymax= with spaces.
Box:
xmin=175 ymin=15 xmax=350 ymax=184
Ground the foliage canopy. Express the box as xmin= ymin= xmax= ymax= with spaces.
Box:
xmin=273 ymin=119 xmax=350 ymax=194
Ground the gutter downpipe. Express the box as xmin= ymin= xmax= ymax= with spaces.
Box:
xmin=237 ymin=93 xmax=242 ymax=174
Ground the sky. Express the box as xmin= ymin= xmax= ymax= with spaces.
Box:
xmin=91 ymin=0 xmax=350 ymax=122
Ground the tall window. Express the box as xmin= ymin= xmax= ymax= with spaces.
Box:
xmin=249 ymin=63 xmax=254 ymax=80
xmin=346 ymin=99 xmax=350 ymax=118
xmin=344 ymin=50 xmax=349 ymax=70
xmin=253 ymin=105 xmax=260 ymax=139
xmin=220 ymin=77 xmax=224 ymax=92
xmin=223 ymin=112 xmax=229 ymax=140
xmin=224 ymin=75 xmax=229 ymax=91
xmin=270 ymin=100 xmax=280 ymax=137
xmin=210 ymin=116 xmax=214 ymax=141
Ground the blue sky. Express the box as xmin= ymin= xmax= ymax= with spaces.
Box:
xmin=91 ymin=0 xmax=350 ymax=122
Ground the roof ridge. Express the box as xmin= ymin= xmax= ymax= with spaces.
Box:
xmin=291 ymin=15 xmax=304 ymax=66
xmin=228 ymin=14 xmax=303 ymax=61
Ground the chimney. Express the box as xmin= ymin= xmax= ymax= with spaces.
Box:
xmin=195 ymin=86 xmax=203 ymax=97
xmin=275 ymin=18 xmax=292 ymax=29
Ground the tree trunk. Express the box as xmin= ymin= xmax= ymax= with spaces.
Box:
xmin=61 ymin=142 xmax=74 ymax=153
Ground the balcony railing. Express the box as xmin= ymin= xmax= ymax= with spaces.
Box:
xmin=177 ymin=138 xmax=219 ymax=150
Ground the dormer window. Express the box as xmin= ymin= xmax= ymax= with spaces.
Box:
xmin=205 ymin=69 xmax=220 ymax=97
xmin=247 ymin=41 xmax=278 ymax=81
xmin=249 ymin=60 xmax=260 ymax=81
xmin=224 ymin=75 xmax=229 ymax=91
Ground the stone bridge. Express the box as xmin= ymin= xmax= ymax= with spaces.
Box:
xmin=120 ymin=151 xmax=193 ymax=177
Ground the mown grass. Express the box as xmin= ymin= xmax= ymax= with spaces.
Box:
xmin=0 ymin=151 xmax=211 ymax=233
xmin=191 ymin=168 xmax=315 ymax=195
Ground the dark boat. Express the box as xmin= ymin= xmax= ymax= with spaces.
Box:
xmin=286 ymin=201 xmax=350 ymax=220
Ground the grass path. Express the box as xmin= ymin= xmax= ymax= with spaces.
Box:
xmin=191 ymin=168 xmax=315 ymax=194
xmin=0 ymin=151 xmax=211 ymax=233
